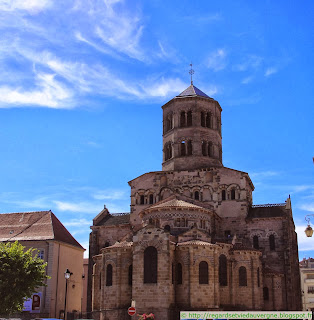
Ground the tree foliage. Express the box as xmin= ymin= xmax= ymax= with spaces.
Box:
xmin=0 ymin=241 xmax=48 ymax=316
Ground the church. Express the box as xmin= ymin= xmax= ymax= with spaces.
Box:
xmin=88 ymin=81 xmax=302 ymax=320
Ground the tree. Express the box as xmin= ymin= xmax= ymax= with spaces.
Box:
xmin=0 ymin=241 xmax=48 ymax=316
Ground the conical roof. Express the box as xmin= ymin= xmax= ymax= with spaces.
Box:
xmin=177 ymin=84 xmax=213 ymax=99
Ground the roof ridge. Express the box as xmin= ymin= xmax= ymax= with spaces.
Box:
xmin=0 ymin=210 xmax=51 ymax=215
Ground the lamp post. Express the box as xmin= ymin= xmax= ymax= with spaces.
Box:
xmin=64 ymin=269 xmax=73 ymax=320
xmin=305 ymin=215 xmax=314 ymax=237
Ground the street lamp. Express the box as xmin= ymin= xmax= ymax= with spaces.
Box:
xmin=64 ymin=269 xmax=73 ymax=320
xmin=305 ymin=215 xmax=314 ymax=237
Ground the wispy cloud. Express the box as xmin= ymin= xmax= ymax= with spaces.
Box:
xmin=233 ymin=55 xmax=263 ymax=72
xmin=265 ymin=67 xmax=277 ymax=77
xmin=63 ymin=218 xmax=92 ymax=227
xmin=0 ymin=0 xmax=52 ymax=14
xmin=206 ymin=49 xmax=227 ymax=71
xmin=92 ymin=190 xmax=127 ymax=201
xmin=241 ymin=76 xmax=254 ymax=84
xmin=53 ymin=200 xmax=102 ymax=213
xmin=299 ymin=203 xmax=314 ymax=213
xmin=250 ymin=171 xmax=280 ymax=179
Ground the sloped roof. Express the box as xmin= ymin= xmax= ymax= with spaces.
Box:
xmin=177 ymin=239 xmax=215 ymax=246
xmin=177 ymin=84 xmax=212 ymax=99
xmin=150 ymin=198 xmax=203 ymax=210
xmin=96 ymin=213 xmax=130 ymax=226
xmin=0 ymin=211 xmax=84 ymax=250
xmin=247 ymin=204 xmax=287 ymax=219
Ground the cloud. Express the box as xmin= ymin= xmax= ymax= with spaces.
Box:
xmin=92 ymin=190 xmax=127 ymax=201
xmin=53 ymin=200 xmax=102 ymax=213
xmin=233 ymin=55 xmax=263 ymax=72
xmin=0 ymin=72 xmax=73 ymax=108
xmin=265 ymin=67 xmax=277 ymax=77
xmin=0 ymin=0 xmax=52 ymax=14
xmin=250 ymin=171 xmax=280 ymax=179
xmin=241 ymin=76 xmax=254 ymax=84
xmin=206 ymin=49 xmax=227 ymax=71
xmin=63 ymin=218 xmax=92 ymax=227
xmin=299 ymin=204 xmax=314 ymax=213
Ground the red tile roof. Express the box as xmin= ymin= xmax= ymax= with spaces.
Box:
xmin=0 ymin=211 xmax=84 ymax=250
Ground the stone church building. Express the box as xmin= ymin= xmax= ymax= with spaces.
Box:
xmin=88 ymin=83 xmax=301 ymax=319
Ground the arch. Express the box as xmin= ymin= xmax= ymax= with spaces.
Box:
xmin=187 ymin=140 xmax=192 ymax=155
xmin=164 ymin=225 xmax=171 ymax=232
xmin=181 ymin=141 xmax=186 ymax=156
xmin=206 ymin=112 xmax=211 ymax=128
xmin=269 ymin=234 xmax=276 ymax=250
xmin=239 ymin=266 xmax=247 ymax=286
xmin=128 ymin=265 xmax=133 ymax=286
xmin=201 ymin=112 xmax=205 ymax=127
xmin=144 ymin=246 xmax=157 ymax=283
xmin=187 ymin=111 xmax=192 ymax=126
xmin=140 ymin=195 xmax=145 ymax=205
xmin=253 ymin=235 xmax=259 ymax=249
xmin=219 ymin=254 xmax=228 ymax=286
xmin=199 ymin=261 xmax=209 ymax=284
xmin=106 ymin=264 xmax=113 ymax=286
xmin=263 ymin=287 xmax=269 ymax=300
xmin=177 ymin=263 xmax=183 ymax=284
xmin=180 ymin=111 xmax=186 ymax=127
xmin=194 ymin=191 xmax=200 ymax=200
xmin=222 ymin=190 xmax=226 ymax=201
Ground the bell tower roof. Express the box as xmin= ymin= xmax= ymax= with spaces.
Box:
xmin=177 ymin=84 xmax=213 ymax=99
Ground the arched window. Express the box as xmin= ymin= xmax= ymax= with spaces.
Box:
xmin=140 ymin=195 xmax=145 ymax=205
xmin=194 ymin=191 xmax=200 ymax=200
xmin=269 ymin=234 xmax=276 ymax=251
xmin=239 ymin=266 xmax=247 ymax=286
xmin=199 ymin=261 xmax=208 ymax=284
xmin=222 ymin=190 xmax=226 ymax=201
xmin=187 ymin=111 xmax=192 ymax=126
xmin=177 ymin=263 xmax=182 ymax=285
xmin=207 ymin=142 xmax=212 ymax=157
xmin=149 ymin=194 xmax=154 ymax=204
xmin=180 ymin=111 xmax=186 ymax=127
xmin=231 ymin=189 xmax=236 ymax=200
xmin=263 ymin=287 xmax=269 ymax=300
xmin=187 ymin=140 xmax=192 ymax=155
xmin=201 ymin=112 xmax=205 ymax=127
xmin=253 ymin=235 xmax=259 ymax=249
xmin=104 ymin=242 xmax=110 ymax=247
xmin=257 ymin=267 xmax=260 ymax=287
xmin=181 ymin=141 xmax=186 ymax=156
xmin=106 ymin=264 xmax=113 ymax=286
xmin=164 ymin=225 xmax=171 ymax=232
xmin=219 ymin=255 xmax=228 ymax=286
xmin=202 ymin=141 xmax=207 ymax=156
xmin=99 ymin=271 xmax=102 ymax=289
xmin=169 ymin=144 xmax=172 ymax=159
xmin=206 ymin=113 xmax=211 ymax=128
xmin=128 ymin=265 xmax=132 ymax=286
xmin=144 ymin=246 xmax=157 ymax=283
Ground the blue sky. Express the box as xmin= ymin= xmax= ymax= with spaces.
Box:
xmin=0 ymin=0 xmax=313 ymax=259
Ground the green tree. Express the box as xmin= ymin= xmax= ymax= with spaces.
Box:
xmin=0 ymin=241 xmax=48 ymax=316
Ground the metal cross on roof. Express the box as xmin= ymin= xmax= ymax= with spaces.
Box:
xmin=189 ymin=63 xmax=194 ymax=85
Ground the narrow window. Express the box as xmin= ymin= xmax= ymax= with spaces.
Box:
xmin=199 ymin=261 xmax=208 ymax=284
xmin=206 ymin=113 xmax=211 ymax=128
xmin=180 ymin=111 xmax=186 ymax=127
xmin=253 ymin=235 xmax=259 ymax=249
xmin=263 ymin=287 xmax=269 ymax=300
xmin=201 ymin=112 xmax=205 ymax=127
xmin=104 ymin=242 xmax=110 ymax=247
xmin=269 ymin=235 xmax=276 ymax=251
xmin=231 ymin=189 xmax=236 ymax=200
xmin=187 ymin=111 xmax=192 ymax=126
xmin=177 ymin=263 xmax=182 ymax=284
xmin=219 ymin=255 xmax=228 ymax=286
xmin=144 ymin=246 xmax=157 ymax=283
xmin=99 ymin=271 xmax=102 ymax=289
xmin=181 ymin=141 xmax=186 ymax=156
xmin=164 ymin=225 xmax=171 ymax=232
xmin=225 ymin=230 xmax=231 ymax=238
xmin=239 ymin=266 xmax=247 ymax=286
xmin=149 ymin=194 xmax=154 ymax=204
xmin=207 ymin=142 xmax=212 ymax=157
xmin=128 ymin=265 xmax=132 ymax=286
xmin=257 ymin=267 xmax=260 ymax=287
xmin=202 ymin=141 xmax=207 ymax=156
xmin=140 ymin=195 xmax=145 ymax=205
xmin=169 ymin=144 xmax=172 ymax=158
xmin=222 ymin=190 xmax=226 ymax=201
xmin=194 ymin=191 xmax=200 ymax=200
xmin=106 ymin=264 xmax=113 ymax=286
xmin=187 ymin=140 xmax=192 ymax=155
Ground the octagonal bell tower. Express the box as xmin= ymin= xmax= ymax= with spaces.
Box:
xmin=162 ymin=83 xmax=222 ymax=171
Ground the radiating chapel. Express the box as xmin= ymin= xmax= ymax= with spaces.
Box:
xmin=88 ymin=81 xmax=301 ymax=320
